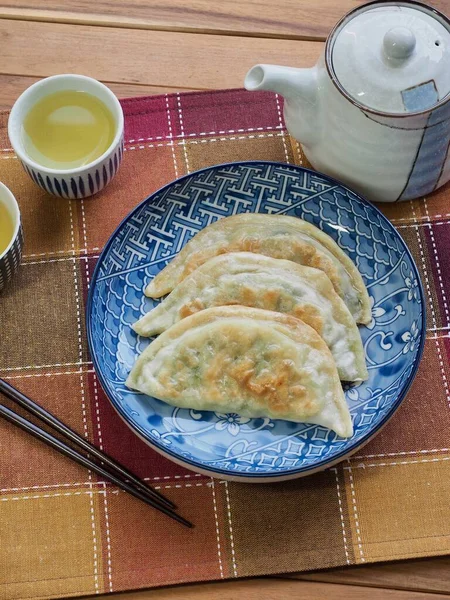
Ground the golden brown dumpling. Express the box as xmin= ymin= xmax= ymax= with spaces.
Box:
xmin=134 ymin=253 xmax=368 ymax=382
xmin=145 ymin=213 xmax=371 ymax=324
xmin=127 ymin=306 xmax=353 ymax=438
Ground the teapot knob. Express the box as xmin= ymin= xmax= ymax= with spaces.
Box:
xmin=383 ymin=27 xmax=416 ymax=60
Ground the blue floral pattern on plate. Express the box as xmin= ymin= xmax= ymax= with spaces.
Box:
xmin=87 ymin=162 xmax=426 ymax=480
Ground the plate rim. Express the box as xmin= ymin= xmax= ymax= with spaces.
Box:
xmin=86 ymin=160 xmax=427 ymax=479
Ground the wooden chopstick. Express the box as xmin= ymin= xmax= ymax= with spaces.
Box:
xmin=0 ymin=381 xmax=193 ymax=528
xmin=0 ymin=378 xmax=174 ymax=509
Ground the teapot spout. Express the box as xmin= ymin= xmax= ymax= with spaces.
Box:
xmin=244 ymin=64 xmax=315 ymax=102
xmin=244 ymin=63 xmax=319 ymax=148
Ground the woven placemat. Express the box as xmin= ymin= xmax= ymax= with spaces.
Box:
xmin=0 ymin=89 xmax=449 ymax=600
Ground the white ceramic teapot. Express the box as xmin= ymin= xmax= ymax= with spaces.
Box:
xmin=244 ymin=1 xmax=450 ymax=203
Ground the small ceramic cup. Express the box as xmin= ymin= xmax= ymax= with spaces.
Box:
xmin=0 ymin=182 xmax=23 ymax=291
xmin=8 ymin=74 xmax=124 ymax=199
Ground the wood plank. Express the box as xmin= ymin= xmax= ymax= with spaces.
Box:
xmin=289 ymin=556 xmax=450 ymax=595
xmin=1 ymin=1 xmax=449 ymax=41
xmin=0 ymin=0 xmax=355 ymax=41
xmin=81 ymin=577 xmax=450 ymax=599
xmin=0 ymin=19 xmax=321 ymax=90
xmin=0 ymin=75 xmax=198 ymax=110
xmin=0 ymin=1 xmax=359 ymax=41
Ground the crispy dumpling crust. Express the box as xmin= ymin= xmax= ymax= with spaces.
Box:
xmin=145 ymin=214 xmax=371 ymax=324
xmin=134 ymin=253 xmax=368 ymax=382
xmin=126 ymin=306 xmax=353 ymax=437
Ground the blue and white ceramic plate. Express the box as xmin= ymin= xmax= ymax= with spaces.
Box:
xmin=87 ymin=162 xmax=425 ymax=481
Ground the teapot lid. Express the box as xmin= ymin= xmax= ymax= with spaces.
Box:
xmin=327 ymin=1 xmax=450 ymax=115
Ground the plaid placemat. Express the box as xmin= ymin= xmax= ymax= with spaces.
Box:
xmin=0 ymin=90 xmax=449 ymax=600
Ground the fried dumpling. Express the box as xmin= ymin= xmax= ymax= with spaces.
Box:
xmin=126 ymin=307 xmax=353 ymax=437
xmin=145 ymin=213 xmax=371 ymax=324
xmin=134 ymin=253 xmax=368 ymax=382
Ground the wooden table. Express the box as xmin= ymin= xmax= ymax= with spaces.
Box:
xmin=1 ymin=1 xmax=449 ymax=598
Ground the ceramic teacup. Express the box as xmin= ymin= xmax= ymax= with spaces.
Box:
xmin=0 ymin=182 xmax=23 ymax=291
xmin=8 ymin=74 xmax=124 ymax=199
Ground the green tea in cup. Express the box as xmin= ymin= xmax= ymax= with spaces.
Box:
xmin=21 ymin=90 xmax=115 ymax=170
xmin=0 ymin=200 xmax=14 ymax=255
xmin=0 ymin=181 xmax=22 ymax=291
xmin=9 ymin=74 xmax=124 ymax=199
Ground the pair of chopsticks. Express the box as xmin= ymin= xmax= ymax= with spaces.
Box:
xmin=0 ymin=379 xmax=193 ymax=528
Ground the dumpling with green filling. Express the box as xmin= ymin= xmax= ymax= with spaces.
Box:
xmin=145 ymin=213 xmax=371 ymax=324
xmin=133 ymin=252 xmax=368 ymax=382
xmin=126 ymin=306 xmax=353 ymax=438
